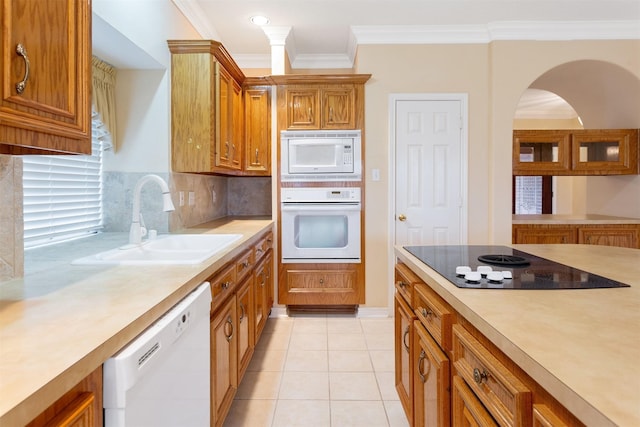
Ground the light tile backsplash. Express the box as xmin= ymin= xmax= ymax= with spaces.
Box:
xmin=104 ymin=172 xmax=272 ymax=232
xmin=0 ymin=155 xmax=24 ymax=280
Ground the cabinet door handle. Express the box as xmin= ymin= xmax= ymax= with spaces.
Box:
xmin=473 ymin=367 xmax=490 ymax=385
xmin=225 ymin=141 xmax=230 ymax=157
xmin=308 ymin=107 xmax=312 ymax=121
xmin=255 ymin=148 xmax=260 ymax=165
xmin=239 ymin=303 xmax=245 ymax=321
xmin=417 ymin=349 xmax=431 ymax=383
xmin=403 ymin=325 xmax=410 ymax=351
xmin=421 ymin=307 xmax=433 ymax=319
xmin=225 ymin=315 xmax=234 ymax=342
xmin=329 ymin=106 xmax=334 ymax=122
xmin=15 ymin=43 xmax=30 ymax=94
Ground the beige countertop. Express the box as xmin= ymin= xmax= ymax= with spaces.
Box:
xmin=0 ymin=217 xmax=273 ymax=427
xmin=512 ymin=214 xmax=640 ymax=224
xmin=395 ymin=244 xmax=640 ymax=427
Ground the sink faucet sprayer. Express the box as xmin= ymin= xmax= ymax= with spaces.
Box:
xmin=129 ymin=175 xmax=175 ymax=245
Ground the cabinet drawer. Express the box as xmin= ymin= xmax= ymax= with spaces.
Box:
xmin=287 ymin=270 xmax=357 ymax=290
xmin=254 ymin=231 xmax=273 ymax=262
xmin=453 ymin=376 xmax=498 ymax=426
xmin=210 ymin=263 xmax=236 ymax=306
xmin=453 ymin=325 xmax=532 ymax=426
xmin=414 ymin=283 xmax=453 ymax=352
xmin=533 ymin=404 xmax=569 ymax=427
xmin=235 ymin=249 xmax=254 ymax=282
xmin=395 ymin=262 xmax=421 ymax=307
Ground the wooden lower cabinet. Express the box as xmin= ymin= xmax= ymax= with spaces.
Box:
xmin=452 ymin=376 xmax=498 ymax=427
xmin=208 ymin=228 xmax=273 ymax=426
xmin=512 ymin=225 xmax=577 ymax=244
xmin=236 ymin=274 xmax=254 ymax=383
xmin=279 ymin=263 xmax=364 ymax=306
xmin=211 ymin=295 xmax=238 ymax=427
xmin=395 ymin=292 xmax=415 ymax=420
xmin=254 ymin=251 xmax=272 ymax=339
xmin=25 ymin=366 xmax=102 ymax=427
xmin=413 ymin=321 xmax=450 ymax=427
xmin=513 ymin=223 xmax=640 ymax=248
xmin=578 ymin=225 xmax=639 ymax=248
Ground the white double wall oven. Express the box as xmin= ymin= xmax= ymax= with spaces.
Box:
xmin=279 ymin=130 xmax=363 ymax=264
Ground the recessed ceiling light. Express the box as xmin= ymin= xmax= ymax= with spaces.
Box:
xmin=250 ymin=15 xmax=269 ymax=26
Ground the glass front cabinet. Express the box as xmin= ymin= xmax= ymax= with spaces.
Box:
xmin=513 ymin=129 xmax=639 ymax=176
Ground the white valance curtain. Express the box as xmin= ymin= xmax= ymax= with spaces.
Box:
xmin=92 ymin=56 xmax=117 ymax=151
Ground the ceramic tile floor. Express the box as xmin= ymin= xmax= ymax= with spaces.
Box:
xmin=223 ymin=315 xmax=409 ymax=427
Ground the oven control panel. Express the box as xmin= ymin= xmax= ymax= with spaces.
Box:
xmin=281 ymin=187 xmax=361 ymax=203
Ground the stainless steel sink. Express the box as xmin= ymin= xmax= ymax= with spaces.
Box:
xmin=71 ymin=234 xmax=243 ymax=265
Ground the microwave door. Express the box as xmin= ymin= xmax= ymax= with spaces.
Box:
xmin=288 ymin=140 xmax=348 ymax=174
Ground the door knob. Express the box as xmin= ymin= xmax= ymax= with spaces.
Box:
xmin=398 ymin=214 xmax=407 ymax=221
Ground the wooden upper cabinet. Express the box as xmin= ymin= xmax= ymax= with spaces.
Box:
xmin=0 ymin=0 xmax=91 ymax=155
xmin=168 ymin=40 xmax=247 ymax=175
xmin=571 ymin=129 xmax=639 ymax=174
xmin=244 ymin=86 xmax=271 ymax=175
xmin=287 ymin=88 xmax=319 ymax=129
xmin=513 ymin=129 xmax=639 ymax=176
xmin=513 ymin=131 xmax=571 ymax=175
xmin=322 ymin=87 xmax=356 ymax=129
xmin=274 ymin=74 xmax=370 ymax=130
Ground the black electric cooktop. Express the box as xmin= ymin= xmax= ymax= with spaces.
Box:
xmin=403 ymin=245 xmax=630 ymax=289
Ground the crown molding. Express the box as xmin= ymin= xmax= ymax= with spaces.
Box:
xmin=171 ymin=0 xmax=220 ymax=40
xmin=290 ymin=53 xmax=355 ymax=70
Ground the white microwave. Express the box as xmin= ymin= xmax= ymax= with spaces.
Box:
xmin=280 ymin=130 xmax=362 ymax=181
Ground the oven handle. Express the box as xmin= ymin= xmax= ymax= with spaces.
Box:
xmin=281 ymin=202 xmax=361 ymax=211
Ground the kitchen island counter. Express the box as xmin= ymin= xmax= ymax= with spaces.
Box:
xmin=512 ymin=213 xmax=640 ymax=224
xmin=0 ymin=217 xmax=272 ymax=427
xmin=395 ymin=243 xmax=640 ymax=427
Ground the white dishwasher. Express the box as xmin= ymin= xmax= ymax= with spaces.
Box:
xmin=103 ymin=282 xmax=211 ymax=427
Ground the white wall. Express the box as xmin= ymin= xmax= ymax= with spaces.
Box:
xmin=93 ymin=0 xmax=201 ymax=173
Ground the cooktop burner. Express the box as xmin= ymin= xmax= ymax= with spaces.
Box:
xmin=403 ymin=245 xmax=630 ymax=289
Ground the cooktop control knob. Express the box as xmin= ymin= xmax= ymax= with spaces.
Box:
xmin=464 ymin=271 xmax=482 ymax=283
xmin=486 ymin=271 xmax=504 ymax=283
xmin=502 ymin=271 xmax=513 ymax=279
xmin=456 ymin=266 xmax=471 ymax=276
xmin=477 ymin=265 xmax=492 ymax=277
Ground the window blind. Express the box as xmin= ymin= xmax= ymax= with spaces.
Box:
xmin=23 ymin=115 xmax=105 ymax=248
xmin=514 ymin=176 xmax=542 ymax=214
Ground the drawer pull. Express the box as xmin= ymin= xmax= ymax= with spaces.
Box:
xmin=241 ymin=261 xmax=250 ymax=269
xmin=398 ymin=280 xmax=407 ymax=288
xmin=15 ymin=43 xmax=30 ymax=94
xmin=221 ymin=281 xmax=231 ymax=290
xmin=417 ymin=349 xmax=432 ymax=383
xmin=421 ymin=307 xmax=433 ymax=318
xmin=473 ymin=367 xmax=490 ymax=385
xmin=403 ymin=326 xmax=410 ymax=351
xmin=225 ymin=316 xmax=234 ymax=342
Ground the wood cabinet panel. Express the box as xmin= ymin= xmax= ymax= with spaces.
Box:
xmin=286 ymin=89 xmax=319 ymax=129
xmin=452 ymin=376 xmax=498 ymax=427
xmin=236 ymin=275 xmax=254 ymax=383
xmin=322 ymin=87 xmax=355 ymax=129
xmin=395 ymin=292 xmax=415 ymax=422
xmin=512 ymin=225 xmax=577 ymax=244
xmin=578 ymin=225 xmax=639 ymax=249
xmin=513 ymin=224 xmax=640 ymax=248
xmin=25 ymin=366 xmax=102 ymax=427
xmin=414 ymin=283 xmax=454 ymax=352
xmin=244 ymin=87 xmax=271 ymax=175
xmin=254 ymin=252 xmax=272 ymax=339
xmin=453 ymin=325 xmax=532 ymax=426
xmin=279 ymin=264 xmax=364 ymax=305
xmin=0 ymin=0 xmax=91 ymax=155
xmin=413 ymin=321 xmax=450 ymax=427
xmin=211 ymin=295 xmax=237 ymax=427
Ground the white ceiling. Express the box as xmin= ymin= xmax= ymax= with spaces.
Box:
xmin=173 ymin=0 xmax=640 ymax=68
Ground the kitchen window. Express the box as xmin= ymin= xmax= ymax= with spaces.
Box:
xmin=22 ymin=113 xmax=107 ymax=248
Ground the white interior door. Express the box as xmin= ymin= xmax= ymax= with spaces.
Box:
xmin=394 ymin=97 xmax=466 ymax=247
